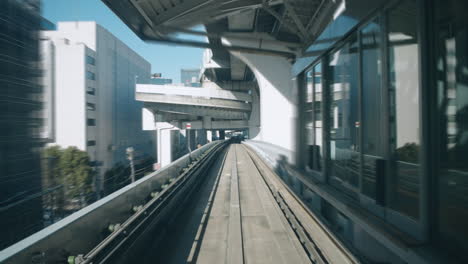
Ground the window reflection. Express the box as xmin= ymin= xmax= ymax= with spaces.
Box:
xmin=435 ymin=0 xmax=468 ymax=256
xmin=306 ymin=71 xmax=313 ymax=103
xmin=328 ymin=34 xmax=360 ymax=190
xmin=313 ymin=63 xmax=323 ymax=171
xmin=361 ymin=18 xmax=383 ymax=199
xmin=305 ymin=64 xmax=323 ymax=172
xmin=387 ymin=0 xmax=420 ymax=219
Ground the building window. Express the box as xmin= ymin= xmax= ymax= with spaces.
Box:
xmin=328 ymin=33 xmax=360 ymax=191
xmin=87 ymin=118 xmax=96 ymax=126
xmin=86 ymin=55 xmax=95 ymax=65
xmin=86 ymin=87 xmax=95 ymax=95
xmin=86 ymin=71 xmax=95 ymax=80
xmin=87 ymin=140 xmax=96 ymax=146
xmin=387 ymin=0 xmax=421 ymax=219
xmin=86 ymin=103 xmax=96 ymax=111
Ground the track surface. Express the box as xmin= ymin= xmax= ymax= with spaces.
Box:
xmin=137 ymin=144 xmax=310 ymax=264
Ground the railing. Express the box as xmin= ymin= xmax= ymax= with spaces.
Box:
xmin=0 ymin=141 xmax=225 ymax=264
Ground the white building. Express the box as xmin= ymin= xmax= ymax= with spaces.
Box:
xmin=41 ymin=21 xmax=155 ymax=193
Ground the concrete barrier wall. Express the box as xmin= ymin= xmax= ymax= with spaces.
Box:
xmin=0 ymin=141 xmax=221 ymax=264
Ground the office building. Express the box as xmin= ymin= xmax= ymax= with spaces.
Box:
xmin=0 ymin=0 xmax=44 ymax=250
xmin=41 ymin=22 xmax=155 ymax=195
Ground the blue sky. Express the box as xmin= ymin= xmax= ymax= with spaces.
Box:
xmin=42 ymin=0 xmax=204 ymax=83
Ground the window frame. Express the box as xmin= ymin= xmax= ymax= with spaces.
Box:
xmin=303 ymin=61 xmax=326 ymax=182
xmin=298 ymin=0 xmax=429 ymax=241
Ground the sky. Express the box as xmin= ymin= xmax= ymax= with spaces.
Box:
xmin=42 ymin=0 xmax=205 ymax=83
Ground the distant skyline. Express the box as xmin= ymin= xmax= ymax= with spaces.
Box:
xmin=42 ymin=0 xmax=204 ymax=83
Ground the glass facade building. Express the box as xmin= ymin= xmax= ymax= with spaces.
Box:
xmin=0 ymin=0 xmax=43 ymax=250
xmin=296 ymin=0 xmax=468 ymax=262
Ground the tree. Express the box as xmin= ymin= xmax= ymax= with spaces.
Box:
xmin=42 ymin=146 xmax=94 ymax=218
xmin=42 ymin=146 xmax=64 ymax=219
xmin=58 ymin=147 xmax=93 ymax=206
xmin=103 ymin=163 xmax=129 ymax=195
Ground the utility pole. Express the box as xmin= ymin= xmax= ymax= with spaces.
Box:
xmin=126 ymin=147 xmax=135 ymax=183
xmin=186 ymin=123 xmax=192 ymax=161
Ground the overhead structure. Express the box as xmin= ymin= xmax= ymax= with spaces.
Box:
xmin=102 ymin=0 xmax=340 ymax=57
xmin=137 ymin=84 xmax=253 ymax=129
xmin=102 ymin=0 xmax=343 ymax=151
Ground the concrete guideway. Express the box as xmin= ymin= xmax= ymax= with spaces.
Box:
xmin=0 ymin=141 xmax=359 ymax=263
xmin=138 ymin=144 xmax=359 ymax=264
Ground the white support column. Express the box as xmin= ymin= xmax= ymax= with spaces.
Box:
xmin=156 ymin=122 xmax=174 ymax=168
xmin=207 ymin=130 xmax=213 ymax=142
xmin=230 ymin=51 xmax=297 ymax=151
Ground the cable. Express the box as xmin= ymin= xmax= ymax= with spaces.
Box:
xmin=0 ymin=185 xmax=63 ymax=212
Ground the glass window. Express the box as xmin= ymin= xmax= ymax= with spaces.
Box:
xmin=361 ymin=18 xmax=384 ymax=199
xmin=435 ymin=0 xmax=468 ymax=257
xmin=328 ymin=34 xmax=360 ymax=190
xmin=86 ymin=103 xmax=95 ymax=111
xmin=313 ymin=63 xmax=323 ymax=171
xmin=306 ymin=71 xmax=313 ymax=103
xmin=305 ymin=70 xmax=315 ymax=170
xmin=387 ymin=0 xmax=421 ymax=219
xmin=305 ymin=63 xmax=324 ymax=172
xmin=87 ymin=118 xmax=96 ymax=126
xmin=86 ymin=70 xmax=95 ymax=80
xmin=87 ymin=140 xmax=96 ymax=146
xmin=87 ymin=87 xmax=95 ymax=95
xmin=86 ymin=55 xmax=95 ymax=65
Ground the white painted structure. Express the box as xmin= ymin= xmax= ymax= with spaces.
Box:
xmin=41 ymin=22 xmax=155 ymax=192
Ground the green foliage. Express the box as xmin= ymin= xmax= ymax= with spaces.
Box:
xmin=395 ymin=143 xmax=419 ymax=163
xmin=58 ymin=146 xmax=93 ymax=198
xmin=42 ymin=145 xmax=94 ymax=215
xmin=103 ymin=163 xmax=128 ymax=195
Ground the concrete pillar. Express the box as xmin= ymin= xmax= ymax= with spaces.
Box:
xmin=157 ymin=128 xmax=172 ymax=168
xmin=229 ymin=44 xmax=297 ymax=152
xmin=207 ymin=130 xmax=213 ymax=142
xmin=248 ymin=86 xmax=261 ymax=138
xmin=203 ymin=116 xmax=212 ymax=129
xmin=196 ymin=129 xmax=207 ymax=146
xmin=219 ymin=130 xmax=225 ymax=140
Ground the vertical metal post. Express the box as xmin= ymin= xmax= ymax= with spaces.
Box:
xmin=126 ymin=147 xmax=135 ymax=183
xmin=295 ymin=73 xmax=305 ymax=170
xmin=187 ymin=129 xmax=192 ymax=160
xmin=417 ymin=0 xmax=435 ymax=242
xmin=322 ymin=55 xmax=330 ymax=184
